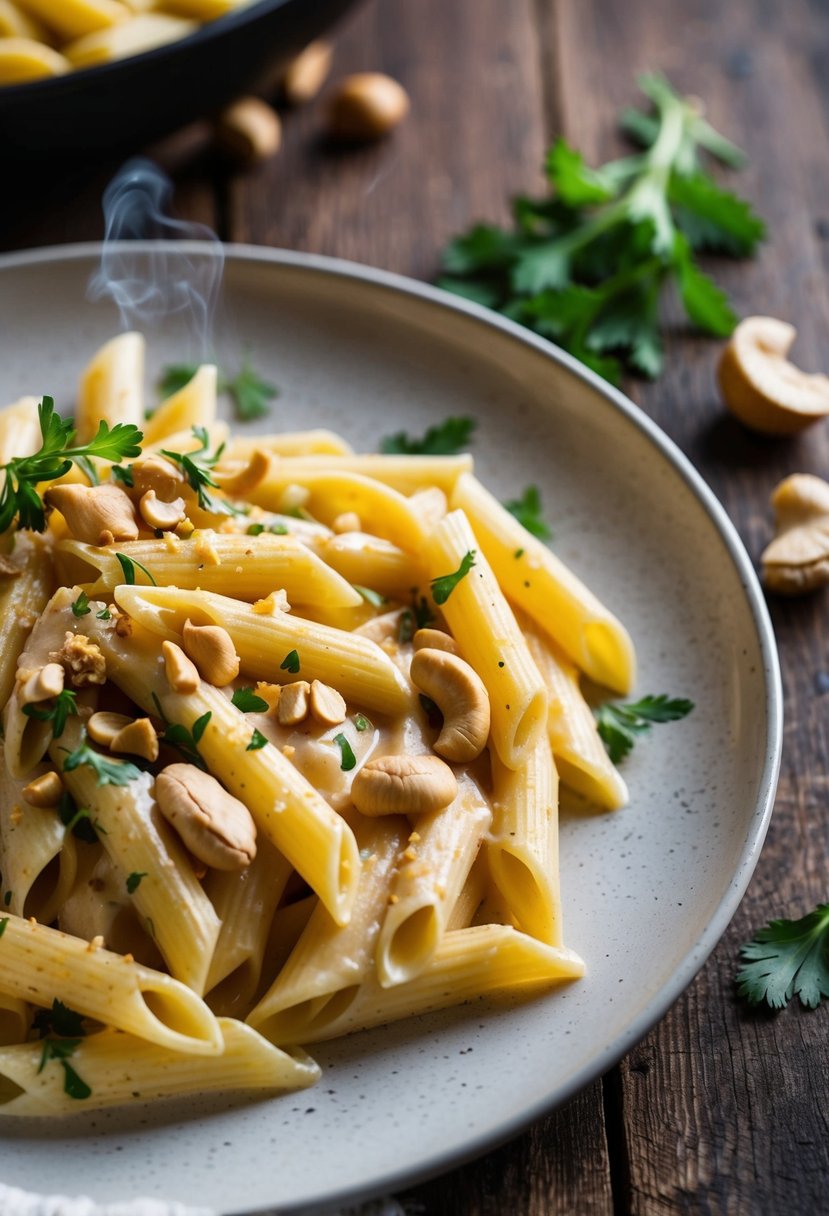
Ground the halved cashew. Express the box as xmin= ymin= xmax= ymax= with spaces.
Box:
xmin=88 ymin=711 xmax=133 ymax=748
xmin=162 ymin=640 xmax=200 ymax=694
xmin=309 ymin=679 xmax=347 ymax=726
xmin=89 ymin=711 xmax=158 ymax=761
xmin=155 ymin=763 xmax=256 ymax=871
xmin=213 ymin=451 xmax=271 ymax=498
xmin=182 ymin=619 xmax=240 ymax=687
xmin=718 ymin=317 xmax=829 ymax=435
xmin=22 ymin=771 xmax=64 ymax=808
xmin=130 ymin=454 xmax=185 ymax=502
xmin=410 ymin=647 xmax=490 ymax=763
xmin=351 ymin=753 xmax=457 ymax=817
xmin=46 ymin=483 xmax=139 ymax=545
xmin=20 ymin=662 xmax=64 ymax=706
xmin=277 ymin=680 xmax=310 ymax=726
xmin=139 ymin=490 xmax=186 ymax=532
xmin=761 ymin=473 xmax=829 ymax=594
xmin=412 ymin=628 xmax=459 ymax=656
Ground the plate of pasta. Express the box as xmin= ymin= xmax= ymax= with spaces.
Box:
xmin=0 ymin=244 xmax=781 ymax=1214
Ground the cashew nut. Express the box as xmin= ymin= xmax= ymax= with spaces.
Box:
xmin=162 ymin=640 xmax=200 ymax=694
xmin=282 ymin=39 xmax=332 ymax=105
xmin=22 ymin=771 xmax=63 ymax=808
xmin=277 ymin=680 xmax=310 ymax=726
xmin=88 ymin=711 xmax=133 ymax=748
xmin=155 ymin=763 xmax=257 ymax=871
xmin=761 ymin=473 xmax=829 ymax=594
xmin=214 ymin=98 xmax=281 ymax=167
xmin=45 ymin=483 xmax=139 ymax=545
xmin=182 ymin=619 xmax=240 ymax=687
xmin=139 ymin=490 xmax=186 ymax=532
xmin=89 ymin=711 xmax=158 ymax=761
xmin=412 ymin=628 xmax=459 ymax=656
xmin=350 ymin=753 xmax=457 ymax=817
xmin=309 ymin=679 xmax=347 ymax=727
xmin=410 ymin=648 xmax=490 ymax=763
xmin=328 ymin=72 xmax=410 ymax=141
xmin=130 ymin=454 xmax=185 ymax=502
xmin=718 ymin=317 xmax=829 ymax=435
xmin=20 ymin=662 xmax=64 ymax=706
xmin=213 ymin=451 xmax=271 ymax=498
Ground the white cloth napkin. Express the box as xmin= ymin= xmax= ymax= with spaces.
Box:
xmin=0 ymin=1186 xmax=407 ymax=1216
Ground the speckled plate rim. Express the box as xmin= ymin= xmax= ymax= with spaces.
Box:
xmin=0 ymin=242 xmax=783 ymax=1215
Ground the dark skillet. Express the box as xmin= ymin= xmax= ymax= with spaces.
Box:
xmin=0 ymin=0 xmax=360 ymax=162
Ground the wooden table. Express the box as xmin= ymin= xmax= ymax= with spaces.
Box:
xmin=4 ymin=0 xmax=829 ymax=1210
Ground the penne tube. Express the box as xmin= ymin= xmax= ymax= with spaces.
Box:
xmin=0 ymin=1018 xmax=319 ymax=1115
xmin=114 ymin=584 xmax=413 ymax=715
xmin=226 ymin=430 xmax=354 ymax=458
xmin=0 ymin=395 xmax=42 ymax=468
xmin=0 ymin=753 xmax=78 ymax=925
xmin=79 ymin=613 xmax=362 ymax=927
xmin=0 ymin=914 xmax=222 ymax=1054
xmin=446 ymin=851 xmax=488 ymax=932
xmin=142 ymin=363 xmax=217 ymax=445
xmin=53 ymin=717 xmax=221 ymax=995
xmin=75 ymin=332 xmax=144 ymax=443
xmin=426 ymin=509 xmax=546 ymax=769
xmin=247 ymin=814 xmax=407 ymax=1044
xmin=55 ymin=532 xmax=363 ymax=608
xmin=304 ymin=531 xmax=428 ymax=599
xmin=221 ymin=452 xmax=472 ymax=496
xmin=0 ymin=993 xmax=29 ymax=1047
xmin=0 ymin=531 xmax=53 ymax=714
xmin=376 ymin=777 xmax=491 ymax=987
xmin=451 ymin=472 xmax=635 ymax=693
xmin=64 ymin=13 xmax=197 ymax=65
xmin=265 ymin=924 xmax=585 ymax=1045
xmin=13 ymin=0 xmax=130 ymax=41
xmin=522 ymin=615 xmax=628 ymax=810
xmin=489 ymin=739 xmax=562 ymax=946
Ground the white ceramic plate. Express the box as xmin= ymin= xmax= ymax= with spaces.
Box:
xmin=0 ymin=245 xmax=781 ymax=1215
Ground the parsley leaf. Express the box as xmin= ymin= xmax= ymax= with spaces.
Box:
xmin=438 ymin=74 xmax=764 ymax=384
xmin=158 ymin=358 xmax=278 ymax=423
xmin=23 ymin=689 xmax=78 ymax=740
xmin=57 ymin=791 xmax=101 ymax=843
xmin=246 ymin=728 xmax=268 ymax=751
xmin=62 ymin=733 xmax=141 ymax=786
xmin=280 ymin=650 xmax=300 ymax=675
xmin=33 ymin=999 xmax=85 ymax=1039
xmin=595 ymin=694 xmax=694 ymax=763
xmin=71 ymin=591 xmax=90 ymax=618
xmin=380 ymin=417 xmax=477 ymax=456
xmin=503 ymin=485 xmax=552 ymax=540
xmin=431 ymin=551 xmax=476 ymax=605
xmin=115 ymin=552 xmax=157 ymax=587
xmin=38 ymin=1039 xmax=91 ymax=1100
xmin=152 ymin=695 xmax=210 ymax=769
xmin=110 ymin=463 xmax=134 ymax=488
xmin=158 ymin=363 xmax=199 ymax=398
xmin=334 ymin=733 xmax=357 ymax=771
xmin=162 ymin=426 xmax=236 ymax=516
xmin=96 ymin=606 xmax=112 ymax=620
xmin=232 ymin=687 xmax=269 ymax=713
xmin=737 ymin=905 xmax=829 ymax=1011
xmin=126 ymin=871 xmax=148 ymax=894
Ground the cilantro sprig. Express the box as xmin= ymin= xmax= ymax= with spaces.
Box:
xmin=158 ymin=357 xmax=278 ymax=423
xmin=0 ymin=397 xmax=142 ymax=533
xmin=595 ymin=694 xmax=694 ymax=763
xmin=503 ymin=485 xmax=551 ymax=540
xmin=439 ymin=74 xmax=765 ymax=385
xmin=380 ymin=417 xmax=476 ymax=456
xmin=737 ymin=905 xmax=829 ymax=1011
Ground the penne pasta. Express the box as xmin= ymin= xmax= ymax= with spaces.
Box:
xmin=75 ymin=331 xmax=144 ymax=443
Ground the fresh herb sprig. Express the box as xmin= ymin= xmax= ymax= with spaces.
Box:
xmin=152 ymin=694 xmax=210 ymax=770
xmin=439 ymin=74 xmax=765 ymax=385
xmin=596 ymin=694 xmax=694 ymax=763
xmin=62 ymin=734 xmax=141 ymax=786
xmin=22 ymin=689 xmax=78 ymax=740
xmin=737 ymin=905 xmax=829 ymax=1011
xmin=33 ymin=999 xmax=91 ymax=1101
xmin=0 ymin=397 xmax=142 ymax=533
xmin=162 ymin=426 xmax=227 ymax=514
xmin=158 ymin=357 xmax=278 ymax=423
xmin=380 ymin=417 xmax=476 ymax=456
xmin=232 ymin=687 xmax=269 ymax=713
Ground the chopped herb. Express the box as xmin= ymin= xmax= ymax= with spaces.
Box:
xmin=96 ymin=606 xmax=112 ymax=620
xmin=438 ymin=74 xmax=764 ymax=385
xmin=354 ymin=714 xmax=372 ymax=732
xmin=0 ymin=918 xmax=6 ymax=937
xmin=22 ymin=688 xmax=78 ymax=740
xmin=353 ymin=584 xmax=386 ymax=607
xmin=126 ymin=871 xmax=147 ymax=895
xmin=737 ymin=904 xmax=829 ymax=1011
xmin=280 ymin=649 xmax=300 ymax=675
xmin=58 ymin=792 xmax=102 ymax=843
xmin=431 ymin=551 xmax=476 ymax=605
xmin=33 ymin=999 xmax=85 ymax=1039
xmin=334 ymin=733 xmax=356 ymax=771
xmin=380 ymin=417 xmax=477 ymax=455
xmin=62 ymin=733 xmax=141 ymax=786
xmin=246 ymin=522 xmax=288 ymax=537
xmin=514 ymin=548 xmax=525 ymax=559
xmin=158 ymin=359 xmax=278 ymax=423
xmin=38 ymin=1039 xmax=91 ymax=1100
xmin=152 ymin=694 xmax=210 ymax=770
xmin=162 ymin=426 xmax=230 ymax=515
xmin=595 ymin=694 xmax=694 ymax=763
xmin=71 ymin=591 xmax=90 ymax=618
xmin=231 ymin=687 xmax=269 ymax=713
xmin=110 ymin=464 xmax=134 ymax=488
xmin=0 ymin=397 xmax=142 ymax=533
xmin=246 ymin=728 xmax=268 ymax=751
xmin=504 ymin=485 xmax=552 ymax=541
xmin=115 ymin=552 xmax=157 ymax=586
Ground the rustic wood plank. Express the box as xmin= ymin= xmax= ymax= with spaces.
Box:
xmin=537 ymin=0 xmax=829 ymax=1211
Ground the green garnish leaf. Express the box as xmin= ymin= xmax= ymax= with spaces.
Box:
xmin=380 ymin=417 xmax=476 ymax=456
xmin=37 ymin=1038 xmax=92 ymax=1100
xmin=158 ymin=363 xmax=199 ymax=398
xmin=334 ymin=733 xmax=356 ymax=771
xmin=33 ymin=999 xmax=86 ymax=1039
xmin=61 ymin=1059 xmax=93 ymax=1100
xmin=71 ymin=591 xmax=90 ymax=618
xmin=0 ymin=918 xmax=7 ymax=937
xmin=246 ymin=522 xmax=288 ymax=536
xmin=96 ymin=606 xmax=112 ymax=620
xmin=162 ymin=426 xmax=230 ymax=515
xmin=431 ymin=550 xmax=476 ymax=605
xmin=152 ymin=694 xmax=210 ymax=769
xmin=57 ymin=792 xmax=101 ymax=843
xmin=22 ymin=689 xmax=78 ymax=740
xmin=126 ymin=871 xmax=147 ymax=894
xmin=110 ymin=464 xmax=134 ymax=488
xmin=354 ymin=714 xmax=372 ymax=732
xmin=232 ymin=687 xmax=269 ymax=713
xmin=737 ymin=905 xmax=829 ymax=1010
xmin=503 ymin=485 xmax=552 ymax=540
xmin=353 ymin=585 xmax=386 ymax=608
xmin=595 ymin=694 xmax=694 ymax=763
xmin=280 ymin=649 xmax=300 ymax=675
xmin=158 ymin=358 xmax=278 ymax=423
xmin=246 ymin=728 xmax=268 ymax=751
xmin=115 ymin=552 xmax=157 ymax=587
xmin=62 ymin=733 xmax=141 ymax=787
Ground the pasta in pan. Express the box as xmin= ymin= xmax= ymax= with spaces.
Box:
xmin=0 ymin=331 xmax=638 ymax=1114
